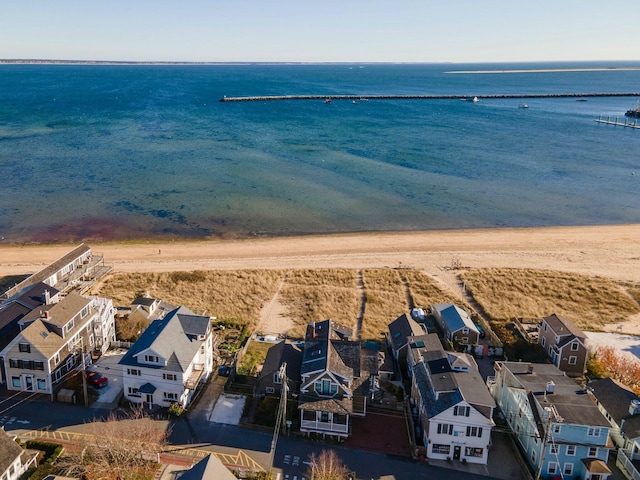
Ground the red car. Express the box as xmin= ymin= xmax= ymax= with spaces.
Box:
xmin=86 ymin=370 xmax=108 ymax=388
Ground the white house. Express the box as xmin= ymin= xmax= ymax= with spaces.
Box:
xmin=0 ymin=292 xmax=115 ymax=397
xmin=0 ymin=427 xmax=38 ymax=480
xmin=408 ymin=333 xmax=495 ymax=464
xmin=119 ymin=306 xmax=213 ymax=409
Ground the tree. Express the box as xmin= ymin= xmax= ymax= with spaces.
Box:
xmin=57 ymin=405 xmax=170 ymax=480
xmin=306 ymin=449 xmax=351 ymax=480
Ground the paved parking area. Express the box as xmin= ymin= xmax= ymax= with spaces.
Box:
xmin=208 ymin=393 xmax=246 ymax=424
xmin=91 ymin=349 xmax=125 ymax=408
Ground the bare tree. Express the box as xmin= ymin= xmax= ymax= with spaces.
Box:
xmin=306 ymin=449 xmax=351 ymax=480
xmin=57 ymin=405 xmax=170 ymax=480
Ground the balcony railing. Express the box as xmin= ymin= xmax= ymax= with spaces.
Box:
xmin=184 ymin=364 xmax=205 ymax=389
xmin=300 ymin=420 xmax=349 ymax=434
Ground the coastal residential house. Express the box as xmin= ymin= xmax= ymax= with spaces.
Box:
xmin=298 ymin=319 xmax=380 ymax=439
xmin=0 ymin=282 xmax=60 ymax=354
xmin=408 ymin=333 xmax=495 ymax=464
xmin=0 ymin=244 xmax=92 ymax=303
xmin=431 ymin=304 xmax=479 ymax=346
xmin=0 ymin=427 xmax=38 ymax=480
xmin=119 ymin=306 xmax=213 ymax=409
xmin=0 ymin=292 xmax=115 ymax=397
xmin=587 ymin=377 xmax=640 ymax=480
xmin=488 ymin=361 xmax=613 ymax=480
xmin=538 ymin=313 xmax=588 ymax=376
xmin=387 ymin=313 xmax=426 ymax=375
xmin=255 ymin=340 xmax=303 ymax=397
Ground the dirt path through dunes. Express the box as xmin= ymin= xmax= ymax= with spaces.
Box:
xmin=256 ymin=275 xmax=294 ymax=336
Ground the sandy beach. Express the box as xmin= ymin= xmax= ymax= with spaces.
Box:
xmin=2 ymin=225 xmax=640 ymax=282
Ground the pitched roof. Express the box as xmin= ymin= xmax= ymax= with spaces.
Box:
xmin=15 ymin=282 xmax=59 ymax=310
xmin=298 ymin=394 xmax=353 ymax=414
xmin=432 ymin=304 xmax=478 ymax=334
xmin=543 ymin=313 xmax=585 ymax=340
xmin=21 ymin=292 xmax=90 ymax=328
xmin=178 ymin=454 xmax=236 ymax=480
xmin=119 ymin=306 xmax=210 ymax=373
xmin=588 ymin=377 xmax=640 ymax=438
xmin=500 ymin=362 xmax=609 ymax=427
xmin=388 ymin=313 xmax=424 ymax=351
xmin=0 ymin=428 xmax=23 ymax=474
xmin=257 ymin=340 xmax=303 ymax=390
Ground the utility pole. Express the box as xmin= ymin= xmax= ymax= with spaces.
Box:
xmin=81 ymin=344 xmax=89 ymax=408
xmin=268 ymin=362 xmax=288 ymax=471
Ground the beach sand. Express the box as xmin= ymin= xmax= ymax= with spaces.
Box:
xmin=2 ymin=225 xmax=640 ymax=333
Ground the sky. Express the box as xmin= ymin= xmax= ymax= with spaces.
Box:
xmin=1 ymin=0 xmax=639 ymax=63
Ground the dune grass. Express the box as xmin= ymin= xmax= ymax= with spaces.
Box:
xmin=359 ymin=268 xmax=409 ymax=340
xmin=92 ymin=270 xmax=282 ymax=324
xmin=400 ymin=269 xmax=472 ymax=311
xmin=280 ymin=269 xmax=360 ymax=339
xmin=460 ymin=268 xmax=640 ymax=329
xmin=236 ymin=341 xmax=273 ymax=375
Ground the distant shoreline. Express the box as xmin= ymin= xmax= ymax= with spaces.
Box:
xmin=447 ymin=67 xmax=640 ymax=74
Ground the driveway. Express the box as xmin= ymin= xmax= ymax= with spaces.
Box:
xmin=90 ymin=349 xmax=126 ymax=408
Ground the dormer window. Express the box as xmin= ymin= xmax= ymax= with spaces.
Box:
xmin=462 ymin=328 xmax=469 ymax=334
xmin=81 ymin=306 xmax=89 ymax=318
xmin=315 ymin=379 xmax=338 ymax=395
xmin=273 ymin=373 xmax=282 ymax=384
xmin=65 ymin=318 xmax=75 ymax=333
xmin=570 ymin=342 xmax=579 ymax=351
xmin=144 ymin=355 xmax=159 ymax=363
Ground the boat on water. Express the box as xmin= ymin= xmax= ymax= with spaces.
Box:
xmin=576 ymin=98 xmax=588 ymax=102
xmin=518 ymin=103 xmax=529 ymax=109
xmin=625 ymin=104 xmax=640 ymax=118
xmin=324 ymin=98 xmax=332 ymax=104
xmin=468 ymin=96 xmax=479 ymax=103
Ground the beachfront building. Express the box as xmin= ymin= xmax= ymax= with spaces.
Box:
xmin=119 ymin=306 xmax=214 ymax=409
xmin=488 ymin=361 xmax=613 ymax=480
xmin=538 ymin=313 xmax=588 ymax=376
xmin=408 ymin=333 xmax=495 ymax=464
xmin=0 ymin=427 xmax=38 ymax=480
xmin=298 ymin=319 xmax=380 ymax=439
xmin=0 ymin=292 xmax=115 ymax=396
xmin=431 ymin=304 xmax=479 ymax=346
xmin=387 ymin=313 xmax=426 ymax=375
xmin=255 ymin=340 xmax=303 ymax=397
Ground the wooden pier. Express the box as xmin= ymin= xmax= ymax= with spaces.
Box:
xmin=220 ymin=92 xmax=640 ymax=102
xmin=595 ymin=115 xmax=640 ymax=129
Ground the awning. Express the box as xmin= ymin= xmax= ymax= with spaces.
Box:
xmin=138 ymin=382 xmax=157 ymax=394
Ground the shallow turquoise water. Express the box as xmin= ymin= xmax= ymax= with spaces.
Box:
xmin=0 ymin=62 xmax=639 ymax=242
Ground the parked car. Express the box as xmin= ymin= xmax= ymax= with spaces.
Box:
xmin=475 ymin=323 xmax=486 ymax=338
xmin=218 ymin=365 xmax=231 ymax=377
xmin=86 ymin=370 xmax=108 ymax=388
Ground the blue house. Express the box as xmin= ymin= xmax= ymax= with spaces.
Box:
xmin=431 ymin=304 xmax=479 ymax=346
xmin=488 ymin=361 xmax=612 ymax=480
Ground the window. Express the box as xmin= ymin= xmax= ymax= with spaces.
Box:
xmin=163 ymin=373 xmax=177 ymax=381
xmin=437 ymin=423 xmax=453 ymax=435
xmin=466 ymin=426 xmax=483 ymax=437
xmin=547 ymin=462 xmax=558 ymax=475
xmin=34 ymin=361 xmax=44 ymax=371
xmin=127 ymin=368 xmax=141 ymax=376
xmin=541 ymin=337 xmax=546 ymax=347
xmin=316 ymin=379 xmax=337 ymax=395
xmin=531 ymin=449 xmax=536 ymax=463
xmin=273 ymin=373 xmax=282 ymax=384
xmin=587 ymin=427 xmax=601 ymax=437
xmin=12 ymin=376 xmax=21 ymax=388
xmin=65 ymin=318 xmax=75 ymax=332
xmin=464 ymin=447 xmax=484 ymax=457
xmin=128 ymin=387 xmax=140 ymax=396
xmin=9 ymin=359 xmax=18 ymax=368
xmin=432 ymin=444 xmax=450 ymax=454
xmin=37 ymin=379 xmax=46 ymax=390
xmin=462 ymin=327 xmax=469 ymax=334
xmin=568 ymin=356 xmax=577 ymax=365
xmin=570 ymin=342 xmax=579 ymax=351
xmin=563 ymin=463 xmax=574 ymax=475
xmin=163 ymin=392 xmax=178 ymax=400
xmin=566 ymin=445 xmax=576 ymax=456
xmin=320 ymin=411 xmax=329 ymax=423
xmin=144 ymin=355 xmax=159 ymax=363
xmin=19 ymin=343 xmax=31 ymax=353
xmin=81 ymin=306 xmax=89 ymax=318
xmin=588 ymin=447 xmax=598 ymax=457
xmin=89 ymin=335 xmax=94 ymax=346
xmin=53 ymin=353 xmax=60 ymax=365
xmin=550 ymin=444 xmax=559 ymax=454
xmin=553 ymin=424 xmax=561 ymax=434
xmin=454 ymin=405 xmax=470 ymax=417
xmin=543 ymin=322 xmax=547 ymax=331
xmin=266 ymin=387 xmax=275 ymax=394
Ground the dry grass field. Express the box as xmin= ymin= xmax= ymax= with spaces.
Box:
xmin=92 ymin=270 xmax=282 ymax=323
xmin=460 ymin=268 xmax=640 ymax=329
xmin=59 ymin=265 xmax=640 ymax=344
xmin=279 ymin=269 xmax=360 ymax=339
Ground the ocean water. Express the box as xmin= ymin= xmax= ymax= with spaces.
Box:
xmin=1 ymin=62 xmax=639 ymax=243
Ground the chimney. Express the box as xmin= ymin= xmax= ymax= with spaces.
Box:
xmin=527 ymin=364 xmax=534 ymax=374
xmin=629 ymin=399 xmax=640 ymax=416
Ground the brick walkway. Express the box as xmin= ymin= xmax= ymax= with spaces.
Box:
xmin=345 ymin=407 xmax=411 ymax=457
